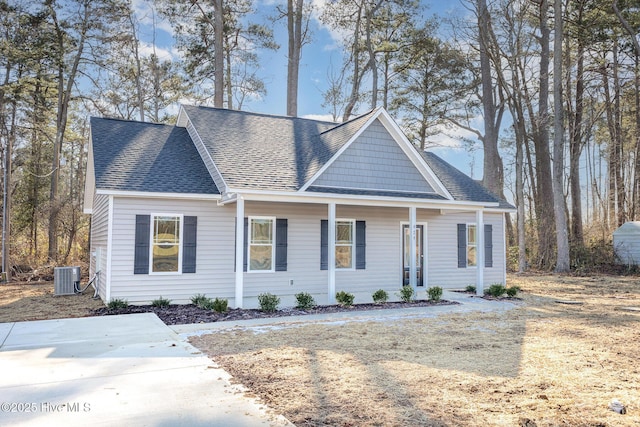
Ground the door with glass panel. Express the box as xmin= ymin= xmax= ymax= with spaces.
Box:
xmin=402 ymin=224 xmax=424 ymax=286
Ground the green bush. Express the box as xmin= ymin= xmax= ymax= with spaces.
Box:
xmin=295 ymin=292 xmax=316 ymax=310
xmin=485 ymin=284 xmax=507 ymax=298
xmin=465 ymin=285 xmax=476 ymax=293
xmin=335 ymin=291 xmax=355 ymax=307
xmin=151 ymin=296 xmax=172 ymax=308
xmin=211 ymin=297 xmax=229 ymax=313
xmin=397 ymin=285 xmax=415 ymax=303
xmin=191 ymin=294 xmax=209 ymax=307
xmin=427 ymin=286 xmax=443 ymax=302
xmin=505 ymin=286 xmax=521 ymax=298
xmin=258 ymin=293 xmax=280 ymax=312
xmin=108 ymin=298 xmax=128 ymax=309
xmin=372 ymin=289 xmax=389 ymax=304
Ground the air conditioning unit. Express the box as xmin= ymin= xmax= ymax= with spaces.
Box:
xmin=54 ymin=266 xmax=81 ymax=296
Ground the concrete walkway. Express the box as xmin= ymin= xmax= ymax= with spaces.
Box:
xmin=0 ymin=313 xmax=291 ymax=427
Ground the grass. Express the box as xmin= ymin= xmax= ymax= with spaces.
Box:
xmin=190 ymin=274 xmax=640 ymax=427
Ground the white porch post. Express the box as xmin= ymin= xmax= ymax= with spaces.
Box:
xmin=235 ymin=196 xmax=245 ymax=308
xmin=409 ymin=206 xmax=417 ymax=289
xmin=476 ymin=209 xmax=484 ymax=296
xmin=328 ymin=202 xmax=336 ymax=304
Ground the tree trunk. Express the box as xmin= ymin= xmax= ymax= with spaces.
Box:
xmin=533 ymin=0 xmax=556 ymax=269
xmin=568 ymin=30 xmax=584 ymax=247
xmin=342 ymin=3 xmax=363 ymax=121
xmin=553 ymin=0 xmax=569 ymax=272
xmin=214 ymin=0 xmax=224 ymax=108
xmin=286 ymin=0 xmax=303 ymax=116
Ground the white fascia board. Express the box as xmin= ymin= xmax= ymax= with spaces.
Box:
xmin=95 ymin=189 xmax=221 ymax=200
xmin=376 ymin=109 xmax=454 ymax=200
xmin=299 ymin=109 xmax=383 ymax=192
xmin=176 ymin=105 xmax=188 ymax=127
xmin=83 ymin=128 xmax=96 ymax=212
xmin=181 ymin=109 xmax=229 ymax=194
xmin=224 ymin=188 xmax=497 ymax=210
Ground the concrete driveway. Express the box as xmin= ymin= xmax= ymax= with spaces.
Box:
xmin=0 ymin=313 xmax=290 ymax=427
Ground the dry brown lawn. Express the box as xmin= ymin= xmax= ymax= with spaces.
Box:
xmin=190 ymin=274 xmax=640 ymax=427
xmin=0 ymin=282 xmax=103 ymax=323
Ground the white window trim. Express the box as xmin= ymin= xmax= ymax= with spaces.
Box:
xmin=335 ymin=218 xmax=355 ymax=271
xmin=149 ymin=213 xmax=184 ymax=275
xmin=248 ymin=216 xmax=276 ymax=273
xmin=466 ymin=223 xmax=477 ymax=268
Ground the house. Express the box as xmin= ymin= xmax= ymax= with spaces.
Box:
xmin=613 ymin=221 xmax=640 ymax=266
xmin=83 ymin=105 xmax=515 ymax=308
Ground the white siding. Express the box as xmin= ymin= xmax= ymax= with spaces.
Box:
xmin=109 ymin=197 xmax=236 ymax=305
xmin=106 ymin=197 xmax=507 ymax=307
xmin=89 ymin=193 xmax=110 ymax=300
xmin=422 ymin=210 xmax=505 ymax=288
xmin=314 ymin=120 xmax=434 ymax=194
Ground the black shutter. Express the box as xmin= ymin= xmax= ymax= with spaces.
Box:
xmin=484 ymin=224 xmax=493 ymax=268
xmin=243 ymin=217 xmax=248 ymax=272
xmin=182 ymin=216 xmax=197 ymax=273
xmin=275 ymin=219 xmax=288 ymax=271
xmin=457 ymin=223 xmax=467 ymax=268
xmin=320 ymin=220 xmax=328 ymax=270
xmin=355 ymin=220 xmax=366 ymax=269
xmin=134 ymin=215 xmax=150 ymax=274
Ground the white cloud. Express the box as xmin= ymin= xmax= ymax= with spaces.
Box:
xmin=302 ymin=113 xmax=337 ymax=122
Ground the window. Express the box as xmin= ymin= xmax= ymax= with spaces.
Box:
xmin=466 ymin=224 xmax=477 ymax=267
xmin=249 ymin=217 xmax=275 ymax=272
xmin=134 ymin=214 xmax=197 ymax=275
xmin=457 ymin=222 xmax=492 ymax=269
xmin=321 ymin=219 xmax=365 ymax=270
xmin=335 ymin=220 xmax=355 ymax=269
xmin=151 ymin=215 xmax=182 ymax=273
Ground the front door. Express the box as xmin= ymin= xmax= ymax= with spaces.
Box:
xmin=403 ymin=224 xmax=424 ymax=287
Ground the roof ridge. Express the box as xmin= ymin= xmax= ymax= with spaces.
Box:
xmin=317 ymin=108 xmax=377 ymax=136
xmin=182 ymin=104 xmax=338 ymax=125
xmin=91 ymin=116 xmax=171 ymax=127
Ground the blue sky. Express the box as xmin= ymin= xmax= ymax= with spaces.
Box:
xmin=132 ymin=0 xmax=482 ymax=177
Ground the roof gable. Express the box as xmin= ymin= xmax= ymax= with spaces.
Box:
xmin=311 ymin=118 xmax=436 ymax=195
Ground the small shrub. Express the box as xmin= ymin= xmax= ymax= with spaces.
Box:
xmin=211 ymin=297 xmax=228 ymax=313
xmin=191 ymin=294 xmax=209 ymax=307
xmin=295 ymin=292 xmax=316 ymax=310
xmin=397 ymin=285 xmax=415 ymax=303
xmin=108 ymin=298 xmax=128 ymax=309
xmin=151 ymin=296 xmax=172 ymax=308
xmin=465 ymin=285 xmax=476 ymax=293
xmin=258 ymin=293 xmax=280 ymax=312
xmin=372 ymin=289 xmax=389 ymax=304
xmin=427 ymin=286 xmax=443 ymax=302
xmin=505 ymin=286 xmax=521 ymax=298
xmin=485 ymin=283 xmax=507 ymax=298
xmin=335 ymin=291 xmax=355 ymax=307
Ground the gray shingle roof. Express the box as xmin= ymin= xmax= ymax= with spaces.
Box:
xmin=307 ymin=186 xmax=448 ymax=200
xmin=91 ymin=116 xmax=219 ymax=194
xmin=182 ymin=105 xmax=378 ymax=191
xmin=420 ymin=151 xmax=514 ymax=209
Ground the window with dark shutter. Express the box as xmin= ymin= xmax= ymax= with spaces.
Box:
xmin=457 ymin=223 xmax=467 ymax=268
xmin=182 ymin=216 xmax=197 ymax=273
xmin=356 ymin=220 xmax=366 ymax=270
xmin=275 ymin=219 xmax=288 ymax=271
xmin=484 ymin=224 xmax=493 ymax=268
xmin=134 ymin=215 xmax=151 ymax=274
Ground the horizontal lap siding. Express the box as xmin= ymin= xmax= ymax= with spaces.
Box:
xmin=90 ymin=193 xmax=110 ymax=301
xmin=422 ymin=211 xmax=505 ymax=287
xmin=110 ymin=197 xmax=235 ymax=304
xmin=243 ymin=202 xmax=327 ymax=306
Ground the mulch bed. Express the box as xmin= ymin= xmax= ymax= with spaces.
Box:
xmin=92 ymin=299 xmax=459 ymax=326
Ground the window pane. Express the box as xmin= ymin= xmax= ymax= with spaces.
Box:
xmin=335 ymin=246 xmax=353 ymax=269
xmin=250 ymin=245 xmax=272 ymax=270
xmin=467 ymin=246 xmax=477 ymax=267
xmin=467 ymin=225 xmax=476 ymax=244
xmin=251 ymin=219 xmax=273 ymax=244
xmin=152 ymin=216 xmax=180 ymax=272
xmin=336 ymin=221 xmax=353 ymax=244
